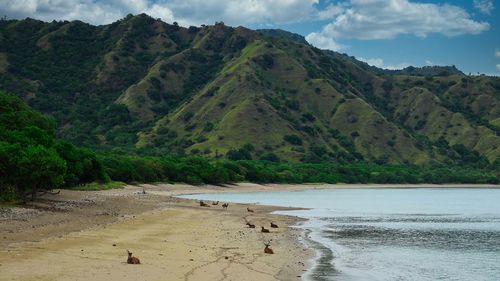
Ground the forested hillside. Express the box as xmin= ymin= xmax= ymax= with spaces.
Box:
xmin=0 ymin=90 xmax=498 ymax=203
xmin=0 ymin=14 xmax=499 ymax=165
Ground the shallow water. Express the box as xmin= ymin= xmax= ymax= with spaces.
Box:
xmin=181 ymin=188 xmax=500 ymax=281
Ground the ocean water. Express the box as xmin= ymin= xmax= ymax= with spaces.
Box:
xmin=180 ymin=188 xmax=500 ymax=281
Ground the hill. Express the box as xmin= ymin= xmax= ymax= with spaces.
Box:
xmin=0 ymin=14 xmax=499 ymax=165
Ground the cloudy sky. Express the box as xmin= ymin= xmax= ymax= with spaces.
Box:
xmin=1 ymin=0 xmax=499 ymax=75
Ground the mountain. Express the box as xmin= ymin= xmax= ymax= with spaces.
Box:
xmin=257 ymin=29 xmax=309 ymax=44
xmin=0 ymin=14 xmax=499 ymax=165
xmin=381 ymin=65 xmax=464 ymax=77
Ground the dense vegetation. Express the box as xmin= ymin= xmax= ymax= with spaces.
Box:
xmin=1 ymin=15 xmax=498 ymax=165
xmin=0 ymin=92 xmax=107 ymax=201
xmin=1 ymin=90 xmax=497 ymax=202
xmin=97 ymin=154 xmax=499 ymax=185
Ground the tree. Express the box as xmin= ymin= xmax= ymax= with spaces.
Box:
xmin=226 ymin=148 xmax=252 ymax=161
xmin=17 ymin=145 xmax=67 ymax=201
xmin=56 ymin=141 xmax=109 ymax=186
xmin=259 ymin=152 xmax=280 ymax=162
xmin=0 ymin=142 xmax=21 ymax=200
xmin=283 ymin=134 xmax=303 ymax=145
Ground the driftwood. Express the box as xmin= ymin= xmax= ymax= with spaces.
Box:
xmin=25 ymin=189 xmax=60 ymax=197
xmin=22 ymin=189 xmax=60 ymax=202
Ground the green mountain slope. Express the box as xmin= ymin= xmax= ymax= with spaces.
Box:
xmin=0 ymin=15 xmax=499 ymax=164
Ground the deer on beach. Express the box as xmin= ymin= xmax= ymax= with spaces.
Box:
xmin=270 ymin=222 xmax=278 ymax=228
xmin=127 ymin=250 xmax=141 ymax=264
xmin=199 ymin=201 xmax=210 ymax=207
xmin=261 ymin=226 xmax=270 ymax=233
xmin=222 ymin=203 xmax=229 ymax=209
xmin=247 ymin=207 xmax=254 ymax=213
xmin=264 ymin=241 xmax=274 ymax=254
xmin=212 ymin=201 xmax=219 ymax=205
xmin=246 ymin=222 xmax=256 ymax=228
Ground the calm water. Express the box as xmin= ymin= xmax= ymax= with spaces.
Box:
xmin=180 ymin=188 xmax=500 ymax=281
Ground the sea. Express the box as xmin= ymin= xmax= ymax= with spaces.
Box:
xmin=180 ymin=188 xmax=500 ymax=281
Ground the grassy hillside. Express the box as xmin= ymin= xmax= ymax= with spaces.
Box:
xmin=0 ymin=91 xmax=498 ymax=203
xmin=0 ymin=15 xmax=499 ymax=165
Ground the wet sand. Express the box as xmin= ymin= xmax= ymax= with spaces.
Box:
xmin=0 ymin=184 xmax=313 ymax=281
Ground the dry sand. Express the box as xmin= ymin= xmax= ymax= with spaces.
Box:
xmin=1 ymin=182 xmax=498 ymax=281
xmin=0 ymin=184 xmax=313 ymax=281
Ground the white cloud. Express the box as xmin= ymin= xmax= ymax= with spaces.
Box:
xmin=0 ymin=0 xmax=319 ymax=26
xmin=305 ymin=32 xmax=344 ymax=51
xmin=497 ymin=64 xmax=500 ymax=72
xmin=496 ymin=50 xmax=500 ymax=58
xmin=306 ymin=0 xmax=489 ymax=51
xmin=425 ymin=60 xmax=434 ymax=66
xmin=317 ymin=3 xmax=345 ymax=20
xmin=357 ymin=57 xmax=409 ymax=70
xmin=143 ymin=4 xmax=175 ymax=23
xmin=161 ymin=0 xmax=319 ymax=26
xmin=358 ymin=57 xmax=385 ymax=68
xmin=474 ymin=0 xmax=494 ymax=15
xmin=0 ymin=0 xmax=169 ymax=24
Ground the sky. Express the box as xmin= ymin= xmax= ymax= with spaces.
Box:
xmin=1 ymin=0 xmax=499 ymax=75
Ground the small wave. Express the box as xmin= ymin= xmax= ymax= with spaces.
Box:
xmin=320 ymin=215 xmax=500 ymax=224
xmin=323 ymin=225 xmax=500 ymax=252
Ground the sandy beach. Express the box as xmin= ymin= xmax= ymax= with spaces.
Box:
xmin=0 ymin=184 xmax=313 ymax=281
xmin=1 ymin=182 xmax=499 ymax=281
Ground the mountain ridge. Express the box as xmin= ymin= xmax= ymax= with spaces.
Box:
xmin=0 ymin=14 xmax=499 ymax=164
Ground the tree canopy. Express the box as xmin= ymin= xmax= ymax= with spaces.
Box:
xmin=0 ymin=92 xmax=107 ymax=201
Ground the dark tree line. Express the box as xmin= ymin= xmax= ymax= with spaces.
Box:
xmin=0 ymin=91 xmax=498 ymax=203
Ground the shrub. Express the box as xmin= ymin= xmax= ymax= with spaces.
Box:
xmin=182 ymin=112 xmax=194 ymax=122
xmin=284 ymin=134 xmax=303 ymax=145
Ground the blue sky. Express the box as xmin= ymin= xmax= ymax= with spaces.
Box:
xmin=1 ymin=0 xmax=498 ymax=75
xmin=264 ymin=0 xmax=500 ymax=75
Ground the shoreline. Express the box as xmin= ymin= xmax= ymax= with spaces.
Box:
xmin=1 ymin=183 xmax=499 ymax=280
xmin=140 ymin=182 xmax=500 ymax=199
xmin=0 ymin=184 xmax=315 ymax=281
xmin=148 ymin=182 xmax=500 ymax=281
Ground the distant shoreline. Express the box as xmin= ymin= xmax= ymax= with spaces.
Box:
xmin=153 ymin=182 xmax=500 ymax=198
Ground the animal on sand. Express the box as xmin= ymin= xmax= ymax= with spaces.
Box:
xmin=270 ymin=222 xmax=278 ymax=228
xmin=261 ymin=226 xmax=270 ymax=233
xmin=212 ymin=201 xmax=219 ymax=205
xmin=246 ymin=222 xmax=256 ymax=228
xmin=247 ymin=207 xmax=254 ymax=213
xmin=199 ymin=200 xmax=210 ymax=207
xmin=127 ymin=250 xmax=141 ymax=264
xmin=222 ymin=203 xmax=229 ymax=209
xmin=264 ymin=241 xmax=274 ymax=254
